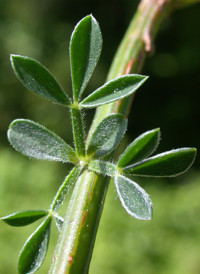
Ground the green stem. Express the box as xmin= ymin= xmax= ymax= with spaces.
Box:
xmin=49 ymin=0 xmax=200 ymax=273
xmin=88 ymin=0 xmax=172 ymax=133
xmin=49 ymin=170 xmax=108 ymax=274
xmin=71 ymin=107 xmax=86 ymax=158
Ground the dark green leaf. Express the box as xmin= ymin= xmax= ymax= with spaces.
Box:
xmin=118 ymin=128 xmax=160 ymax=168
xmin=1 ymin=210 xmax=48 ymax=227
xmin=114 ymin=175 xmax=152 ymax=220
xmin=80 ymin=74 xmax=148 ymax=108
xmin=88 ymin=160 xmax=117 ymax=177
xmin=8 ymin=119 xmax=78 ymax=164
xmin=18 ymin=216 xmax=52 ymax=274
xmin=54 ymin=215 xmax=64 ymax=232
xmin=123 ymin=148 xmax=196 ymax=177
xmin=70 ymin=15 xmax=102 ymax=102
xmin=10 ymin=55 xmax=71 ymax=106
xmin=87 ymin=114 xmax=127 ymax=158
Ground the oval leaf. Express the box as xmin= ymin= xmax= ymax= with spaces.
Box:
xmin=1 ymin=210 xmax=48 ymax=227
xmin=80 ymin=74 xmax=148 ymax=108
xmin=114 ymin=175 xmax=152 ymax=220
xmin=70 ymin=15 xmax=102 ymax=102
xmin=10 ymin=54 xmax=71 ymax=106
xmin=87 ymin=114 xmax=127 ymax=158
xmin=123 ymin=148 xmax=196 ymax=177
xmin=8 ymin=119 xmax=78 ymax=163
xmin=118 ymin=128 xmax=160 ymax=168
xmin=18 ymin=216 xmax=52 ymax=274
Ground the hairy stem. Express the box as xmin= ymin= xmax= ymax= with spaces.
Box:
xmin=49 ymin=0 xmax=200 ymax=273
xmin=71 ymin=107 xmax=86 ymax=158
xmin=49 ymin=171 xmax=108 ymax=274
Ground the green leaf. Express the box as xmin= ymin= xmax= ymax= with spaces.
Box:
xmin=88 ymin=160 xmax=117 ymax=177
xmin=50 ymin=164 xmax=83 ymax=212
xmin=18 ymin=216 xmax=52 ymax=274
xmin=70 ymin=14 xmax=102 ymax=102
xmin=10 ymin=55 xmax=71 ymax=106
xmin=114 ymin=175 xmax=152 ymax=220
xmin=54 ymin=215 xmax=64 ymax=232
xmin=123 ymin=148 xmax=196 ymax=177
xmin=8 ymin=119 xmax=78 ymax=164
xmin=118 ymin=128 xmax=160 ymax=168
xmin=80 ymin=74 xmax=148 ymax=108
xmin=1 ymin=210 xmax=48 ymax=227
xmin=87 ymin=114 xmax=127 ymax=158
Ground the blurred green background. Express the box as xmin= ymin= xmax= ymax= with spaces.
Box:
xmin=0 ymin=1 xmax=200 ymax=273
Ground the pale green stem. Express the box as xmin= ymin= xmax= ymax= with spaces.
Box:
xmin=49 ymin=1 xmax=200 ymax=273
xmin=49 ymin=170 xmax=108 ymax=274
xmin=71 ymin=107 xmax=86 ymax=158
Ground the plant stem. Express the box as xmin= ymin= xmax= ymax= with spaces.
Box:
xmin=49 ymin=1 xmax=200 ymax=273
xmin=49 ymin=170 xmax=108 ymax=274
xmin=71 ymin=107 xmax=86 ymax=158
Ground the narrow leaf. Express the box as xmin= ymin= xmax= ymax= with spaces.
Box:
xmin=54 ymin=215 xmax=64 ymax=232
xmin=18 ymin=216 xmax=52 ymax=274
xmin=50 ymin=164 xmax=83 ymax=212
xmin=8 ymin=119 xmax=78 ymax=163
xmin=70 ymin=15 xmax=102 ymax=102
xmin=87 ymin=114 xmax=127 ymax=158
xmin=10 ymin=55 xmax=71 ymax=106
xmin=118 ymin=128 xmax=160 ymax=168
xmin=114 ymin=175 xmax=152 ymax=220
xmin=1 ymin=210 xmax=48 ymax=227
xmin=123 ymin=148 xmax=196 ymax=177
xmin=80 ymin=74 xmax=148 ymax=108
xmin=88 ymin=160 xmax=117 ymax=177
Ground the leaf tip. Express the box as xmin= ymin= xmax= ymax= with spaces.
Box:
xmin=10 ymin=54 xmax=17 ymax=69
xmin=141 ymin=74 xmax=149 ymax=83
xmin=10 ymin=54 xmax=21 ymax=64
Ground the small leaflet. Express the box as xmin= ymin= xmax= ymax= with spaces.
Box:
xmin=8 ymin=119 xmax=78 ymax=163
xmin=87 ymin=113 xmax=127 ymax=158
xmin=1 ymin=210 xmax=48 ymax=227
xmin=123 ymin=148 xmax=197 ymax=177
xmin=10 ymin=55 xmax=70 ymax=106
xmin=118 ymin=128 xmax=160 ymax=168
xmin=18 ymin=216 xmax=52 ymax=274
xmin=70 ymin=15 xmax=102 ymax=101
xmin=80 ymin=74 xmax=148 ymax=108
xmin=114 ymin=175 xmax=152 ymax=220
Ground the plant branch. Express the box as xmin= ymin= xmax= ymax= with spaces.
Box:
xmin=49 ymin=0 xmax=200 ymax=273
xmin=90 ymin=0 xmax=200 ymax=133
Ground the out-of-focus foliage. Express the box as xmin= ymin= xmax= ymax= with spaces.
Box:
xmin=1 ymin=148 xmax=200 ymax=273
